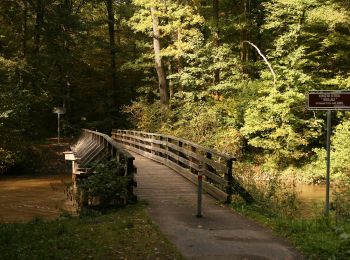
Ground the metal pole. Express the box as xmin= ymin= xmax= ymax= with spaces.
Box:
xmin=197 ymin=165 xmax=203 ymax=218
xmin=58 ymin=113 xmax=60 ymax=144
xmin=325 ymin=110 xmax=331 ymax=216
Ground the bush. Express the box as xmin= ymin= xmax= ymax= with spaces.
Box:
xmin=234 ymin=167 xmax=300 ymax=219
xmin=0 ymin=147 xmax=16 ymax=174
xmin=303 ymin=117 xmax=350 ymax=183
xmin=333 ymin=172 xmax=350 ymax=221
xmin=76 ymin=159 xmax=130 ymax=209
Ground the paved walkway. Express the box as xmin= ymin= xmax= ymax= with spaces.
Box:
xmin=132 ymin=152 xmax=303 ymax=260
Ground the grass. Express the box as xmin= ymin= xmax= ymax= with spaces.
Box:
xmin=0 ymin=203 xmax=183 ymax=260
xmin=232 ymin=203 xmax=350 ymax=259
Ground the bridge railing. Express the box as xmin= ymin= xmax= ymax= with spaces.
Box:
xmin=112 ymin=129 xmax=240 ymax=202
xmin=65 ymin=129 xmax=137 ymax=204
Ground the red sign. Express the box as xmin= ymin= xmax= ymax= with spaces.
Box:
xmin=308 ymin=91 xmax=350 ymax=110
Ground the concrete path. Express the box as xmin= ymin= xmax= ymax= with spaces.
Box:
xmin=132 ymin=152 xmax=303 ymax=260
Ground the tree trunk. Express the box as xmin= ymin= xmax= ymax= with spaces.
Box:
xmin=19 ymin=0 xmax=28 ymax=88
xmin=106 ymin=0 xmax=117 ymax=106
xmin=240 ymin=0 xmax=249 ymax=63
xmin=168 ymin=62 xmax=174 ymax=99
xmin=34 ymin=0 xmax=44 ymax=54
xmin=151 ymin=6 xmax=168 ymax=105
xmin=177 ymin=23 xmax=183 ymax=92
xmin=213 ymin=0 xmax=220 ymax=84
xmin=22 ymin=0 xmax=28 ymax=58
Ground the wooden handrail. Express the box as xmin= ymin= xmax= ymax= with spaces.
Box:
xmin=82 ymin=129 xmax=134 ymax=160
xmin=68 ymin=129 xmax=137 ymax=204
xmin=111 ymin=129 xmax=253 ymax=203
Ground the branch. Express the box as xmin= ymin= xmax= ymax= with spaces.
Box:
xmin=243 ymin=40 xmax=276 ymax=85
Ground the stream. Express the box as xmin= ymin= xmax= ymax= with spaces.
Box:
xmin=297 ymin=184 xmax=328 ymax=217
xmin=0 ymin=174 xmax=74 ymax=223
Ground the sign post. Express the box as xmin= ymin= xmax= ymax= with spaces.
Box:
xmin=325 ymin=110 xmax=331 ymax=215
xmin=52 ymin=107 xmax=66 ymax=144
xmin=308 ymin=90 xmax=350 ymax=216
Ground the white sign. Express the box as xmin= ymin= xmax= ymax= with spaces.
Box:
xmin=52 ymin=107 xmax=66 ymax=114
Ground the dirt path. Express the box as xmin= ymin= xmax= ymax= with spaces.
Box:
xmin=0 ymin=141 xmax=74 ymax=223
xmin=133 ymin=152 xmax=303 ymax=260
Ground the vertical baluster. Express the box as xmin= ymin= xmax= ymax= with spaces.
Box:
xmin=190 ymin=146 xmax=197 ymax=174
xmin=178 ymin=140 xmax=183 ymax=167
xmin=206 ymin=152 xmax=214 ymax=182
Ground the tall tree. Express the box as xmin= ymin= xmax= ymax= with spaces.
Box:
xmin=151 ymin=6 xmax=168 ymax=105
xmin=105 ymin=0 xmax=117 ymax=106
xmin=212 ymin=0 xmax=220 ymax=84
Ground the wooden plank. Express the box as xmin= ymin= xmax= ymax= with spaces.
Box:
xmin=203 ymin=169 xmax=228 ymax=185
xmin=84 ymin=129 xmax=133 ymax=159
xmin=112 ymin=129 xmax=240 ymax=202
xmin=114 ymin=134 xmax=227 ymax=181
xmin=124 ymin=139 xmax=166 ymax=154
xmin=118 ymin=145 xmax=229 ymax=202
xmin=112 ymin=130 xmax=233 ymax=160
xmin=165 ymin=161 xmax=229 ymax=201
xmin=160 ymin=142 xmax=227 ymax=172
xmin=115 ymin=133 xmax=229 ymax=173
xmin=114 ymin=133 xmax=161 ymax=146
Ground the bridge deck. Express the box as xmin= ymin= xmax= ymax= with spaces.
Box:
xmin=132 ymin=152 xmax=302 ymax=259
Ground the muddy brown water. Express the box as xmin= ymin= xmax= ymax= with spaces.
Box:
xmin=298 ymin=184 xmax=326 ymax=202
xmin=0 ymin=174 xmax=74 ymax=223
xmin=297 ymin=184 xmax=327 ymax=217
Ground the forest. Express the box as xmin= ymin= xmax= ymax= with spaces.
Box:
xmin=1 ymin=0 xmax=350 ymax=184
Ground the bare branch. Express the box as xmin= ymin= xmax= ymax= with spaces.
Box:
xmin=243 ymin=40 xmax=276 ymax=85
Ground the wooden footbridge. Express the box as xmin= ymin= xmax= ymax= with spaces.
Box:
xmin=64 ymin=129 xmax=303 ymax=259
xmin=65 ymin=129 xmax=252 ymax=205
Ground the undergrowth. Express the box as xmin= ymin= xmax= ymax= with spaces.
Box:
xmin=232 ymin=170 xmax=350 ymax=259
xmin=0 ymin=203 xmax=183 ymax=260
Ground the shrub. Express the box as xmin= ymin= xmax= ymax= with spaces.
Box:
xmin=0 ymin=147 xmax=16 ymax=174
xmin=333 ymin=172 xmax=350 ymax=221
xmin=235 ymin=167 xmax=300 ymax=219
xmin=76 ymin=159 xmax=130 ymax=209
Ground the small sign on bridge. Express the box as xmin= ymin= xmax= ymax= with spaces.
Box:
xmin=308 ymin=90 xmax=350 ymax=110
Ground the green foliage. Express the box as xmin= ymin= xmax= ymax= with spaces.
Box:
xmin=123 ymin=100 xmax=169 ymax=132
xmin=0 ymin=148 xmax=16 ymax=174
xmin=77 ymin=159 xmax=130 ymax=209
xmin=241 ymin=87 xmax=323 ymax=168
xmin=333 ymin=172 xmax=350 ymax=221
xmin=233 ymin=185 xmax=350 ymax=259
xmin=303 ymin=114 xmax=350 ymax=183
xmin=124 ymin=92 xmax=245 ymax=158
xmin=274 ymin=217 xmax=350 ymax=259
xmin=234 ymin=168 xmax=300 ymax=219
xmin=0 ymin=204 xmax=183 ymax=259
xmin=1 ymin=0 xmax=350 ymax=186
